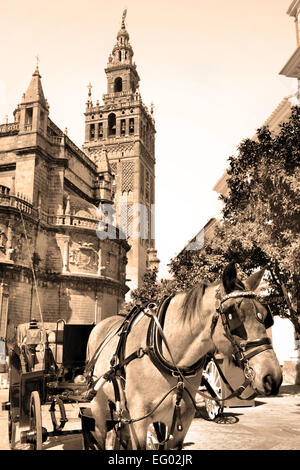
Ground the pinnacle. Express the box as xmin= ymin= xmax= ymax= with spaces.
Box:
xmin=121 ymin=9 xmax=127 ymax=29
xmin=97 ymin=148 xmax=112 ymax=174
xmin=22 ymin=64 xmax=47 ymax=108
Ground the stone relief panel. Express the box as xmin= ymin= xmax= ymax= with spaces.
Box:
xmin=69 ymin=234 xmax=99 ymax=274
xmin=0 ymin=220 xmax=16 ymax=261
xmin=0 ymin=224 xmax=7 ymax=258
xmin=10 ymin=220 xmax=34 ymax=266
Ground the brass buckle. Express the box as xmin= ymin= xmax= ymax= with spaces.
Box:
xmin=110 ymin=355 xmax=118 ymax=367
xmin=177 ymin=380 xmax=184 ymax=390
xmin=137 ymin=347 xmax=145 ymax=358
xmin=244 ymin=363 xmax=255 ymax=381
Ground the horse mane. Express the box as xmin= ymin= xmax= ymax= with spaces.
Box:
xmin=180 ymin=282 xmax=208 ymax=323
xmin=180 ymin=276 xmax=246 ymax=323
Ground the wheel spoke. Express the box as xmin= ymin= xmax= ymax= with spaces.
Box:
xmin=204 ymin=360 xmax=224 ymax=420
xmin=29 ymin=391 xmax=42 ymax=450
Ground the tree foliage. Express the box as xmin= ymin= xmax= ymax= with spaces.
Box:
xmin=169 ymin=106 xmax=300 ymax=334
xmin=121 ymin=267 xmax=176 ymax=314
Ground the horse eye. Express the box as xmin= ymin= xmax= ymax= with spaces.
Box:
xmin=228 ymin=313 xmax=233 ymax=320
xmin=257 ymin=312 xmax=264 ymax=321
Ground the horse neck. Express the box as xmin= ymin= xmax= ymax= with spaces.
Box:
xmin=161 ymin=285 xmax=217 ymax=368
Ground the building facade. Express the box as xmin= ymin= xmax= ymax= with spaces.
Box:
xmin=0 ymin=12 xmax=163 ymax=340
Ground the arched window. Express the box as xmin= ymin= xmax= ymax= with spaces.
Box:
xmin=129 ymin=118 xmax=134 ymax=135
xmin=89 ymin=123 xmax=95 ymax=140
xmin=114 ymin=77 xmax=123 ymax=93
xmin=108 ymin=113 xmax=116 ymax=136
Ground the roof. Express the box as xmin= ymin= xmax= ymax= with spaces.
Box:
xmin=287 ymin=0 xmax=300 ymax=17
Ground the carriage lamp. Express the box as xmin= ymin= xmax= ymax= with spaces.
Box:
xmin=74 ymin=374 xmax=87 ymax=384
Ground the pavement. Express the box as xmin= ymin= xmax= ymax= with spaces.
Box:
xmin=0 ymin=383 xmax=300 ymax=451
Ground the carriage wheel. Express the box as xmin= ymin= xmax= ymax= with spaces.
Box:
xmin=28 ymin=391 xmax=43 ymax=450
xmin=106 ymin=429 xmax=121 ymax=450
xmin=8 ymin=361 xmax=19 ymax=450
xmin=203 ymin=360 xmax=224 ymax=420
xmin=8 ymin=406 xmax=17 ymax=449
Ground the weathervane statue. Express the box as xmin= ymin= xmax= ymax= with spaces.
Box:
xmin=122 ymin=8 xmax=127 ymax=27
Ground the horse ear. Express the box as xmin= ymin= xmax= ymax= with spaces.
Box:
xmin=244 ymin=268 xmax=266 ymax=292
xmin=244 ymin=268 xmax=266 ymax=291
xmin=222 ymin=262 xmax=237 ymax=294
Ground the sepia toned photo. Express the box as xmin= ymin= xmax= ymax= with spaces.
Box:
xmin=0 ymin=0 xmax=299 ymax=455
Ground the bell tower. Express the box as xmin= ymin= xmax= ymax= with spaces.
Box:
xmin=105 ymin=10 xmax=140 ymax=97
xmin=83 ymin=10 xmax=159 ymax=291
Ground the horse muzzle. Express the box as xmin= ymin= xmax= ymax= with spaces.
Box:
xmin=262 ymin=373 xmax=283 ymax=396
xmin=253 ymin=365 xmax=283 ymax=396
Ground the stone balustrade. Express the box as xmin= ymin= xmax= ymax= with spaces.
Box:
xmin=0 ymin=195 xmax=100 ymax=231
xmin=50 ymin=135 xmax=64 ymax=145
xmin=0 ymin=122 xmax=19 ymax=135
xmin=0 ymin=193 xmax=37 ymax=217
xmin=48 ymin=213 xmax=99 ymax=229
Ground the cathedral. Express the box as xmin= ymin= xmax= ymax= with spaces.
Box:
xmin=0 ymin=11 xmax=159 ymax=341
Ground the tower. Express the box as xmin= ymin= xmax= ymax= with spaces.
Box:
xmin=83 ymin=10 xmax=159 ymax=291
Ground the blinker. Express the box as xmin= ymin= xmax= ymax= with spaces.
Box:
xmin=262 ymin=305 xmax=274 ymax=329
xmin=255 ymin=305 xmax=274 ymax=329
xmin=257 ymin=312 xmax=264 ymax=322
xmin=225 ymin=305 xmax=243 ymax=333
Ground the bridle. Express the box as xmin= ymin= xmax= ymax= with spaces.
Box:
xmin=214 ymin=290 xmax=274 ymax=383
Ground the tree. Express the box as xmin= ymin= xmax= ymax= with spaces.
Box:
xmin=121 ymin=267 xmax=176 ymax=314
xmin=169 ymin=106 xmax=300 ymax=334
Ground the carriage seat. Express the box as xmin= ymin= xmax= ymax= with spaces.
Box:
xmin=16 ymin=321 xmax=64 ymax=365
xmin=16 ymin=321 xmax=64 ymax=345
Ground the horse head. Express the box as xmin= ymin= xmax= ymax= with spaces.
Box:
xmin=212 ymin=262 xmax=283 ymax=396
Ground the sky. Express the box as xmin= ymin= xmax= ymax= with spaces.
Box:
xmin=0 ymin=0 xmax=297 ymax=279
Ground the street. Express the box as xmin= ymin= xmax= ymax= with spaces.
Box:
xmin=0 ymin=383 xmax=299 ymax=451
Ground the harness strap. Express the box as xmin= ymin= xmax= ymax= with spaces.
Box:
xmin=240 ymin=337 xmax=271 ymax=351
xmin=85 ymin=303 xmax=149 ymax=382
xmin=147 ymin=311 xmax=187 ymax=381
xmin=122 ymin=386 xmax=178 ymax=425
xmin=85 ymin=322 xmax=124 ymax=379
xmin=244 ymin=344 xmax=273 ymax=361
xmin=206 ymin=359 xmax=257 ymax=402
xmin=146 ymin=297 xmax=206 ymax=378
xmin=169 ymin=381 xmax=184 ymax=436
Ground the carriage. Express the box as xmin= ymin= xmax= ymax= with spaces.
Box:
xmin=2 ymin=319 xmax=94 ymax=450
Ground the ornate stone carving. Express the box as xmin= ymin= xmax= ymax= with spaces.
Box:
xmin=110 ymin=162 xmax=118 ymax=175
xmin=69 ymin=240 xmax=98 ymax=272
xmin=122 ymin=160 xmax=134 ymax=192
xmin=12 ymin=232 xmax=33 ymax=264
xmin=0 ymin=230 xmax=7 ymax=255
